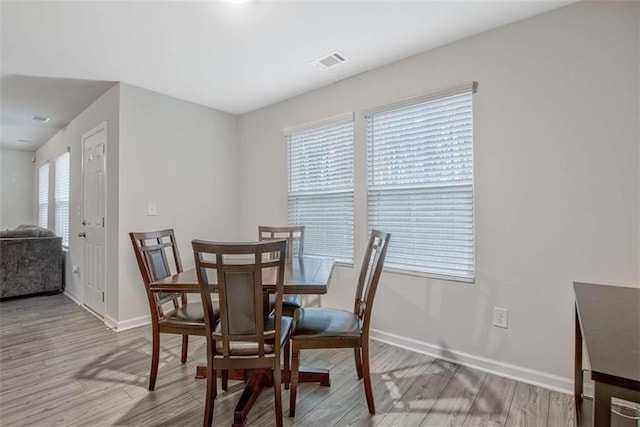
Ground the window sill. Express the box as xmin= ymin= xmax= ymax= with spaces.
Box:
xmin=305 ymin=255 xmax=354 ymax=269
xmin=320 ymin=259 xmax=473 ymax=283
xmin=383 ymin=266 xmax=475 ymax=284
xmin=335 ymin=261 xmax=354 ymax=268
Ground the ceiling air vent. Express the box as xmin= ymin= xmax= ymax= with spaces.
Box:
xmin=313 ymin=52 xmax=346 ymax=70
xmin=31 ymin=114 xmax=50 ymax=123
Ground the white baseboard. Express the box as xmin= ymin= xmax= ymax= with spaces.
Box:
xmin=63 ymin=290 xmax=81 ymax=305
xmin=104 ymin=315 xmax=118 ymax=330
xmin=370 ymin=328 xmax=573 ymax=395
xmin=114 ymin=315 xmax=151 ymax=332
xmin=62 ymin=291 xmax=148 ymax=332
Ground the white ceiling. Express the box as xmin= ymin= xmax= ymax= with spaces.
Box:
xmin=1 ymin=76 xmax=115 ymax=151
xmin=1 ymin=0 xmax=576 ymax=151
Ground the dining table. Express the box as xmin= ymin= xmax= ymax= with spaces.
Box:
xmin=573 ymin=282 xmax=640 ymax=427
xmin=150 ymin=255 xmax=335 ymax=426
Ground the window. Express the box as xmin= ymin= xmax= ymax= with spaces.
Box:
xmin=38 ymin=163 xmax=49 ymax=228
xmin=55 ymin=152 xmax=70 ymax=246
xmin=366 ymin=83 xmax=476 ymax=281
xmin=287 ymin=117 xmax=354 ymax=263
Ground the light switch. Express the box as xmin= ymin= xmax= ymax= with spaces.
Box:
xmin=148 ymin=202 xmax=157 ymax=216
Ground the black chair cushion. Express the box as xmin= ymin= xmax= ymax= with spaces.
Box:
xmin=292 ymin=307 xmax=361 ymax=340
xmin=269 ymin=294 xmax=303 ymax=317
xmin=214 ymin=316 xmax=292 ymax=356
xmin=160 ymin=302 xmax=209 ymax=328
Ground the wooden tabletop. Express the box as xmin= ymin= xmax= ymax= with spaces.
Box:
xmin=151 ymin=256 xmax=335 ymax=295
xmin=574 ymin=282 xmax=640 ymax=390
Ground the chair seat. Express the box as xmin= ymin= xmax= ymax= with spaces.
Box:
xmin=292 ymin=307 xmax=361 ymax=340
xmin=159 ymin=302 xmax=210 ymax=328
xmin=269 ymin=294 xmax=303 ymax=317
xmin=269 ymin=294 xmax=302 ymax=310
xmin=214 ymin=316 xmax=292 ymax=356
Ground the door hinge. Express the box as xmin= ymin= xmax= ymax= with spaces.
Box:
xmin=102 ymin=292 xmax=105 ymax=302
xmin=102 ymin=217 xmax=105 ymax=227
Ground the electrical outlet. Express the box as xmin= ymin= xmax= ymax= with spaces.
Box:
xmin=147 ymin=202 xmax=157 ymax=216
xmin=493 ymin=307 xmax=509 ymax=329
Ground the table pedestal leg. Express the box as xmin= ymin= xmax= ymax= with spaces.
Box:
xmin=282 ymin=365 xmax=330 ymax=386
xmin=232 ymin=369 xmax=270 ymax=427
xmin=193 ymin=364 xmax=329 ymax=426
xmin=195 ymin=364 xmax=330 ymax=386
xmin=196 ymin=365 xmax=207 ymax=379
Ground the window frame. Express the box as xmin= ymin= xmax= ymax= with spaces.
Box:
xmin=38 ymin=163 xmax=49 ymax=229
xmin=285 ymin=113 xmax=355 ymax=264
xmin=55 ymin=151 xmax=71 ymax=247
xmin=365 ymin=82 xmax=477 ymax=282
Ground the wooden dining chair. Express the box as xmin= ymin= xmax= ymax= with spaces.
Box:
xmin=288 ymin=229 xmax=390 ymax=417
xmin=192 ymin=239 xmax=292 ymax=427
xmin=258 ymin=225 xmax=305 ymax=317
xmin=130 ymin=229 xmax=215 ymax=391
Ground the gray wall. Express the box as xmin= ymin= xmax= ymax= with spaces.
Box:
xmin=0 ymin=148 xmax=35 ymax=229
xmin=35 ymin=82 xmax=239 ymax=330
xmin=35 ymin=84 xmax=120 ymax=311
xmin=116 ymin=83 xmax=239 ymax=327
xmin=237 ymin=1 xmax=639 ymax=390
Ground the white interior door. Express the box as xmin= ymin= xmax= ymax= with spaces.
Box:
xmin=81 ymin=123 xmax=107 ymax=317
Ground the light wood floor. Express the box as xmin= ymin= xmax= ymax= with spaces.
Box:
xmin=0 ymin=294 xmax=574 ymax=426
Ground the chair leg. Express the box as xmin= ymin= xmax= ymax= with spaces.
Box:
xmin=354 ymin=347 xmax=363 ymax=379
xmin=273 ymin=362 xmax=283 ymax=427
xmin=284 ymin=337 xmax=291 ymax=390
xmin=181 ymin=335 xmax=189 ymax=364
xmin=149 ymin=330 xmax=160 ymax=391
xmin=221 ymin=369 xmax=228 ymax=391
xmin=289 ymin=344 xmax=300 ymax=417
xmin=361 ymin=342 xmax=375 ymax=414
xmin=203 ymin=357 xmax=217 ymax=427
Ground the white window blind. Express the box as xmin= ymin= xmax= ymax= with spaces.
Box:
xmin=287 ymin=119 xmax=354 ymax=263
xmin=55 ymin=151 xmax=70 ymax=246
xmin=38 ymin=163 xmax=49 ymax=228
xmin=366 ymin=87 xmax=475 ymax=280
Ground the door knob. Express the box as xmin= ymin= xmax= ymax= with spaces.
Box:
xmin=78 ymin=232 xmax=86 ymax=238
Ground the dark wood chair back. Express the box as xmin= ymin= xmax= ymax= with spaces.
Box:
xmin=354 ymin=229 xmax=391 ymax=335
xmin=192 ymin=239 xmax=289 ymax=426
xmin=129 ymin=229 xmax=185 ymax=319
xmin=259 ymin=226 xmax=306 ymax=316
xmin=258 ymin=225 xmax=304 ymax=260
